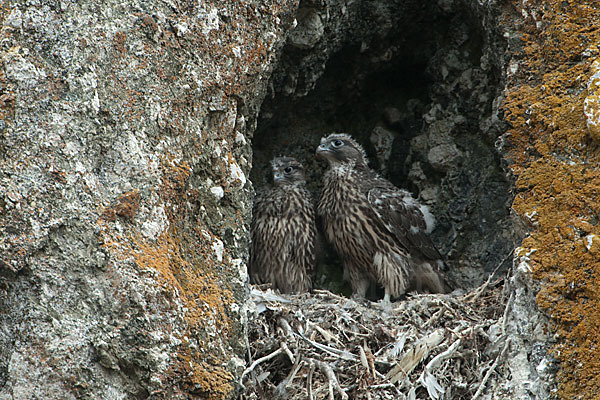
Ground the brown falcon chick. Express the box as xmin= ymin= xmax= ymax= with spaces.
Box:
xmin=249 ymin=157 xmax=317 ymax=293
xmin=316 ymin=133 xmax=447 ymax=302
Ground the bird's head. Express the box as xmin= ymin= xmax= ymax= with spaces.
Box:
xmin=270 ymin=157 xmax=306 ymax=187
xmin=316 ymin=133 xmax=367 ymax=167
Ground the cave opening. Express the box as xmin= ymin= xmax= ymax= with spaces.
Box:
xmin=250 ymin=0 xmax=518 ymax=296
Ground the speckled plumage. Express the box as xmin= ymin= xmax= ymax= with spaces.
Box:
xmin=250 ymin=157 xmax=317 ymax=293
xmin=316 ymin=134 xmax=447 ymax=300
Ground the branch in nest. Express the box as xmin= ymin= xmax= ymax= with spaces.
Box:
xmin=279 ymin=316 xmax=295 ymax=337
xmin=472 ymin=337 xmax=511 ymax=400
xmin=276 ymin=356 xmax=304 ymax=397
xmin=240 ymin=345 xmax=285 ymax=388
xmin=307 ymin=361 xmax=315 ymax=400
xmin=310 ymin=358 xmax=349 ymax=400
xmin=301 ymin=335 xmax=358 ymax=361
xmin=281 ymin=341 xmax=295 ymax=364
xmin=417 ymin=338 xmax=461 ymax=399
xmin=463 ymin=249 xmax=513 ymax=303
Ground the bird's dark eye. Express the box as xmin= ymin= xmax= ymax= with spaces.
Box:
xmin=284 ymin=166 xmax=294 ymax=174
xmin=332 ymin=139 xmax=344 ymax=148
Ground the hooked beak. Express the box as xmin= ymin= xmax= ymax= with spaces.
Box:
xmin=316 ymin=143 xmax=331 ymax=160
xmin=273 ymin=172 xmax=284 ymax=183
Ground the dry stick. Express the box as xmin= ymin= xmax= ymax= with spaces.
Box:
xmin=424 ymin=338 xmax=461 ymax=371
xmin=307 ymin=361 xmax=315 ymax=400
xmin=364 ymin=342 xmax=377 ymax=380
xmin=370 ymin=383 xmax=396 ymax=390
xmin=276 ymin=357 xmax=304 ymax=395
xmin=281 ymin=341 xmax=295 ymax=364
xmin=301 ymin=335 xmax=358 ymax=361
xmin=279 ymin=316 xmax=295 ymax=337
xmin=464 ymin=249 xmax=514 ymax=302
xmin=328 ymin=379 xmax=334 ymax=400
xmin=240 ymin=346 xmax=284 ymax=386
xmin=471 ymin=337 xmax=511 ymax=400
xmin=424 ymin=308 xmax=444 ymax=328
xmin=314 ymin=359 xmax=349 ymax=400
xmin=501 ymin=292 xmax=514 ymax=335
xmin=416 ymin=338 xmax=462 ymax=397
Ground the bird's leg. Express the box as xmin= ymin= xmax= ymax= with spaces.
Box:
xmin=383 ymin=291 xmax=391 ymax=304
xmin=348 ymin=264 xmax=370 ymax=299
xmin=351 ymin=277 xmax=370 ymax=299
xmin=349 ymin=274 xmax=372 ymax=307
xmin=380 ymin=289 xmax=393 ymax=313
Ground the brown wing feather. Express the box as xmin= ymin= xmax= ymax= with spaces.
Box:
xmin=249 ymin=190 xmax=271 ymax=284
xmin=366 ymin=182 xmax=442 ymax=261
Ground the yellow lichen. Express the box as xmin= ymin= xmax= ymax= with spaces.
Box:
xmin=132 ymin=231 xmax=233 ymax=335
xmin=188 ymin=361 xmax=234 ymax=399
xmin=584 ymin=59 xmax=600 ymax=142
xmin=504 ymin=0 xmax=600 ymax=398
xmin=132 ymin=230 xmax=235 ymax=399
xmin=98 ymin=156 xmax=238 ymax=398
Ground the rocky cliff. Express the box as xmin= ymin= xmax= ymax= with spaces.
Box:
xmin=1 ymin=0 xmax=599 ymax=399
xmin=1 ymin=0 xmax=298 ymax=398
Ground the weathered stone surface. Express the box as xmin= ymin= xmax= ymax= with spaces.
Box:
xmin=2 ymin=0 xmax=598 ymax=398
xmin=0 ymin=0 xmax=298 ymax=398
xmin=502 ymin=1 xmax=600 ymax=398
xmin=288 ymin=8 xmax=324 ymax=50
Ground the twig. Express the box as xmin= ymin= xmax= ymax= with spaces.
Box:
xmin=364 ymin=341 xmax=376 ymax=379
xmin=313 ymin=359 xmax=349 ymax=400
xmin=424 ymin=338 xmax=461 ymax=371
xmin=310 ymin=322 xmax=343 ymax=345
xmin=472 ymin=337 xmax=511 ymax=400
xmin=301 ymin=335 xmax=358 ymax=361
xmin=424 ymin=308 xmax=444 ymax=328
xmin=370 ymin=383 xmax=396 ymax=390
xmin=501 ymin=292 xmax=514 ymax=335
xmin=240 ymin=346 xmax=284 ymax=385
xmin=307 ymin=361 xmax=315 ymax=400
xmin=279 ymin=317 xmax=295 ymax=337
xmin=275 ymin=357 xmax=304 ymax=396
xmin=416 ymin=338 xmax=461 ymax=399
xmin=281 ymin=341 xmax=295 ymax=364
xmin=464 ymin=249 xmax=514 ymax=302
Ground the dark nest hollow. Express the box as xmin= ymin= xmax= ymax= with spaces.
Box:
xmin=243 ymin=0 xmax=520 ymax=398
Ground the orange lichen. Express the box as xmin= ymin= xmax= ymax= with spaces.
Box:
xmin=503 ymin=0 xmax=600 ymax=398
xmin=97 ymin=153 xmax=238 ymax=397
xmin=132 ymin=231 xmax=233 ymax=335
xmin=101 ymin=191 xmax=141 ymax=222
xmin=187 ymin=361 xmax=234 ymax=399
xmin=103 ymin=226 xmax=235 ymax=399
xmin=160 ymin=157 xmax=192 ymax=202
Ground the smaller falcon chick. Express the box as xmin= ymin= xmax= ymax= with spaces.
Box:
xmin=250 ymin=157 xmax=317 ymax=293
xmin=316 ymin=133 xmax=447 ymax=303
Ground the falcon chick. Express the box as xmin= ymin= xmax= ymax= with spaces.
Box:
xmin=250 ymin=157 xmax=317 ymax=293
xmin=316 ymin=133 xmax=447 ymax=302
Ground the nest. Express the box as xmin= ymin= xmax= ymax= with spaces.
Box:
xmin=239 ymin=268 xmax=512 ymax=400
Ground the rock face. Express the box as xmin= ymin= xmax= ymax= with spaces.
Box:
xmin=502 ymin=1 xmax=600 ymax=399
xmin=0 ymin=1 xmax=298 ymax=398
xmin=2 ymin=0 xmax=597 ymax=398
